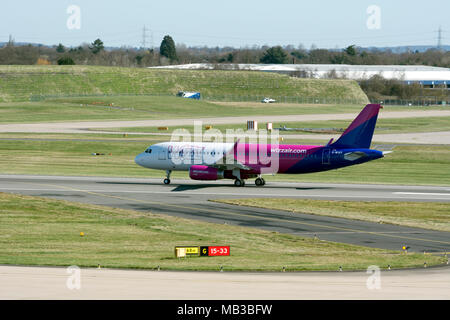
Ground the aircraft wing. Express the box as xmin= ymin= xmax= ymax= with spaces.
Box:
xmin=212 ymin=161 xmax=251 ymax=171
xmin=210 ymin=140 xmax=251 ymax=171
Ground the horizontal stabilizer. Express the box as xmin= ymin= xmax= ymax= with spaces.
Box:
xmin=344 ymin=151 xmax=368 ymax=161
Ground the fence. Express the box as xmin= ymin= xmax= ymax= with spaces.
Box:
xmin=29 ymin=92 xmax=450 ymax=107
xmin=369 ymin=98 xmax=448 ymax=106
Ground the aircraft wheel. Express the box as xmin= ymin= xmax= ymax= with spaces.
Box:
xmin=163 ymin=178 xmax=171 ymax=185
xmin=255 ymin=178 xmax=264 ymax=186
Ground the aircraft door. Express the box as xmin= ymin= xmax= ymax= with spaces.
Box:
xmin=322 ymin=148 xmax=330 ymax=165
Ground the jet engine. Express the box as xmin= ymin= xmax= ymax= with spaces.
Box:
xmin=189 ymin=165 xmax=224 ymax=180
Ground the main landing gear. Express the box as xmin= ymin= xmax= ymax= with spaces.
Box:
xmin=163 ymin=170 xmax=171 ymax=185
xmin=234 ymin=177 xmax=266 ymax=187
xmin=255 ymin=177 xmax=266 ymax=186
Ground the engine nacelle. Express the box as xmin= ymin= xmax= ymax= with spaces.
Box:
xmin=189 ymin=165 xmax=224 ymax=180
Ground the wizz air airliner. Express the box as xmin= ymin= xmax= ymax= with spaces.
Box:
xmin=135 ymin=104 xmax=389 ymax=186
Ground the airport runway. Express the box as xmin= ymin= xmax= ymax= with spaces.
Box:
xmin=1 ymin=265 xmax=449 ymax=299
xmin=1 ymin=174 xmax=449 ymax=253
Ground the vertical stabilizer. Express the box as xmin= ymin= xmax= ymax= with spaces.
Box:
xmin=331 ymin=104 xmax=382 ymax=149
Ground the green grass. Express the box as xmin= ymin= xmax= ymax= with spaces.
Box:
xmin=212 ymin=199 xmax=450 ymax=232
xmin=0 ymin=137 xmax=448 ymax=185
xmin=0 ymin=97 xmax=209 ymax=123
xmin=0 ymin=137 xmax=154 ymax=177
xmin=0 ymin=98 xmax=380 ymax=124
xmin=0 ymin=65 xmax=368 ymax=103
xmin=0 ymin=192 xmax=444 ymax=271
xmin=0 ymin=98 xmax=364 ymax=124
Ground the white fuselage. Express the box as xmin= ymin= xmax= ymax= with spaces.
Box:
xmin=135 ymin=142 xmax=234 ymax=171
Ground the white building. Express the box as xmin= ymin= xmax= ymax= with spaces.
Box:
xmin=150 ymin=63 xmax=450 ymax=88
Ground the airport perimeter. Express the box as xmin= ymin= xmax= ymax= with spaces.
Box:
xmin=0 ymin=67 xmax=449 ymax=300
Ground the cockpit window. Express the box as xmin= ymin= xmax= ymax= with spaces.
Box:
xmin=145 ymin=148 xmax=152 ymax=153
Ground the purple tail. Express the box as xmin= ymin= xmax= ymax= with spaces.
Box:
xmin=331 ymin=104 xmax=382 ymax=149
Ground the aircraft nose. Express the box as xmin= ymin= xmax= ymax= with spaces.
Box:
xmin=135 ymin=153 xmax=145 ymax=167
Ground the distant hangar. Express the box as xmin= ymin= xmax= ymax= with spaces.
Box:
xmin=150 ymin=63 xmax=450 ymax=88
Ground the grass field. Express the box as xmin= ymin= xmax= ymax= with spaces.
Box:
xmin=0 ymin=98 xmax=370 ymax=124
xmin=0 ymin=97 xmax=391 ymax=124
xmin=0 ymin=136 xmax=448 ymax=185
xmin=0 ymin=192 xmax=444 ymax=271
xmin=0 ymin=96 xmax=222 ymax=123
xmin=0 ymin=65 xmax=368 ymax=103
xmin=212 ymin=199 xmax=450 ymax=232
xmin=0 ymin=94 xmax=446 ymax=125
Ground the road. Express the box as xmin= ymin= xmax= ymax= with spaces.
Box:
xmin=1 ymin=110 xmax=449 ymax=133
xmin=1 ymin=110 xmax=449 ymax=144
xmin=1 ymin=265 xmax=449 ymax=299
xmin=1 ymin=174 xmax=449 ymax=253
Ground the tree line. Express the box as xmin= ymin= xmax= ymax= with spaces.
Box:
xmin=1 ymin=35 xmax=448 ymax=101
xmin=1 ymin=36 xmax=449 ymax=68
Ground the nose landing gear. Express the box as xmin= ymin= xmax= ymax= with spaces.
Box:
xmin=163 ymin=170 xmax=171 ymax=185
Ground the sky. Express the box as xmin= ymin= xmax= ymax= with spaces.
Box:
xmin=0 ymin=0 xmax=449 ymax=49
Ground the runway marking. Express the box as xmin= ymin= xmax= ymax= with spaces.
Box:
xmin=394 ymin=192 xmax=450 ymax=196
xmin=28 ymin=182 xmax=450 ymax=248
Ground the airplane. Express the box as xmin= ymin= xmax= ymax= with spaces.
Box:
xmin=135 ymin=104 xmax=389 ymax=187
